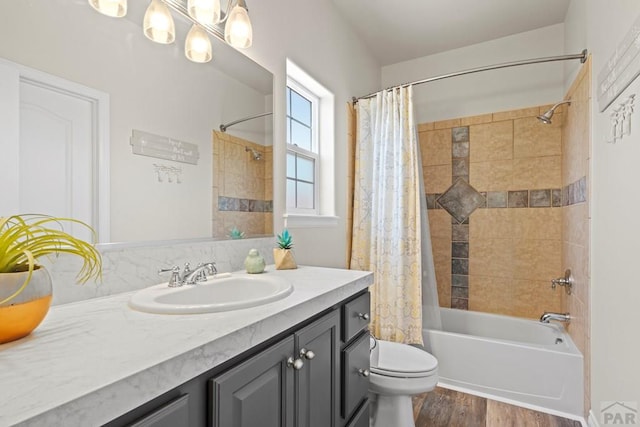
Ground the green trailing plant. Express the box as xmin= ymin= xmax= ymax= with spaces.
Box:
xmin=0 ymin=214 xmax=102 ymax=305
xmin=276 ymin=229 xmax=293 ymax=250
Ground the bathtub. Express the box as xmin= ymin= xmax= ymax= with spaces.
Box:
xmin=422 ymin=307 xmax=583 ymax=417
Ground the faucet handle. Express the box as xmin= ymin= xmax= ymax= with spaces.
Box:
xmin=551 ymin=269 xmax=573 ymax=295
xmin=183 ymin=262 xmax=192 ymax=277
xmin=158 ymin=266 xmax=182 ymax=287
xmin=205 ymin=262 xmax=217 ymax=276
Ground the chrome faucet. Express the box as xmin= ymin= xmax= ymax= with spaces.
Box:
xmin=540 ymin=312 xmax=571 ymax=324
xmin=183 ymin=262 xmax=217 ymax=285
xmin=159 ymin=262 xmax=216 ymax=287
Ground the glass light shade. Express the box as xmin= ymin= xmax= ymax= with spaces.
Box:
xmin=224 ymin=4 xmax=253 ymax=49
xmin=187 ymin=0 xmax=221 ymax=26
xmin=143 ymin=0 xmax=175 ymax=44
xmin=185 ymin=24 xmax=212 ymax=63
xmin=88 ymin=0 xmax=127 ymax=17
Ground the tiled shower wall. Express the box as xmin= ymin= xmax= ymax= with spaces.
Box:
xmin=421 ymin=105 xmax=567 ymax=318
xmin=561 ymin=57 xmax=591 ymax=417
xmin=212 ymin=131 xmax=273 ymax=238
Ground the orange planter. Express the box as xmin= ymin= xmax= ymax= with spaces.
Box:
xmin=0 ymin=267 xmax=53 ymax=344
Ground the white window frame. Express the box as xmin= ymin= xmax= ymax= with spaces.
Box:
xmin=283 ymin=59 xmax=338 ymax=229
xmin=286 ymin=78 xmax=320 ymax=215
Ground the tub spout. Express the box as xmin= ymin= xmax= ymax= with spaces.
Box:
xmin=540 ymin=312 xmax=571 ymax=324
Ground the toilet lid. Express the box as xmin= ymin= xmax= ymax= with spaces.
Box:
xmin=370 ymin=340 xmax=438 ymax=378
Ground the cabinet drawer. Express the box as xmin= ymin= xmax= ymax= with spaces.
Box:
xmin=127 ymin=395 xmax=189 ymax=427
xmin=342 ymin=292 xmax=370 ymax=342
xmin=341 ymin=332 xmax=370 ymax=420
xmin=346 ymin=400 xmax=369 ymax=427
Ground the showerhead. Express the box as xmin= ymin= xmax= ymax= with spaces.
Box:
xmin=245 ymin=147 xmax=262 ymax=161
xmin=537 ymin=100 xmax=571 ymax=124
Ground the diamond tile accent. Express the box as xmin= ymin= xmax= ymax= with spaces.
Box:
xmin=437 ymin=179 xmax=486 ymax=223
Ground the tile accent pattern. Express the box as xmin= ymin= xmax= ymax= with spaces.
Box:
xmin=419 ymin=105 xmax=566 ymax=315
xmin=436 ymin=179 xmax=485 ymax=223
xmin=562 ymin=176 xmax=587 ymax=206
xmin=449 ymin=127 xmax=471 ymax=309
xmin=218 ymin=196 xmax=273 ymax=213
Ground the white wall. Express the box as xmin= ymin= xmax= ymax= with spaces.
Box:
xmin=563 ymin=0 xmax=587 ymax=91
xmin=563 ymin=0 xmax=640 ymax=421
xmin=238 ymin=0 xmax=381 ymax=268
xmin=381 ymin=24 xmax=567 ymax=123
xmin=0 ymin=0 xmax=269 ymax=243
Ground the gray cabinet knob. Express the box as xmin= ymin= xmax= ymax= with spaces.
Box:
xmin=287 ymin=357 xmax=304 ymax=370
xmin=358 ymin=368 xmax=370 ymax=377
xmin=300 ymin=348 xmax=315 ymax=360
xmin=357 ymin=312 xmax=370 ymax=321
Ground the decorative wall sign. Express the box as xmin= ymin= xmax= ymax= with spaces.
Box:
xmin=130 ymin=129 xmax=200 ymax=165
xmin=606 ymin=94 xmax=635 ymax=143
xmin=597 ymin=12 xmax=640 ymax=112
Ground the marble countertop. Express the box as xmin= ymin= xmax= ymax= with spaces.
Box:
xmin=0 ymin=266 xmax=373 ymax=426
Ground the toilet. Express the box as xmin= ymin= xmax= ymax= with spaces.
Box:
xmin=369 ymin=337 xmax=438 ymax=427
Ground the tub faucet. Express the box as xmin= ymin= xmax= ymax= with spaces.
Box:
xmin=540 ymin=312 xmax=571 ymax=324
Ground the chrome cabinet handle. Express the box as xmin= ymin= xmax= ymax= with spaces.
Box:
xmin=357 ymin=312 xmax=370 ymax=321
xmin=358 ymin=368 xmax=370 ymax=377
xmin=287 ymin=357 xmax=304 ymax=370
xmin=300 ymin=348 xmax=315 ymax=360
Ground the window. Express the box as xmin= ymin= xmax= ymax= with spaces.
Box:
xmin=286 ymin=80 xmax=319 ymax=213
xmin=284 ymin=59 xmax=337 ymax=228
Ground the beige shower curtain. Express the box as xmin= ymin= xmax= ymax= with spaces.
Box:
xmin=350 ymin=86 xmax=423 ymax=345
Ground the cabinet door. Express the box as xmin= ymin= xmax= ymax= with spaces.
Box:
xmin=210 ymin=336 xmax=295 ymax=427
xmin=346 ymin=400 xmax=369 ymax=427
xmin=127 ymin=395 xmax=189 ymax=427
xmin=295 ymin=310 xmax=340 ymax=427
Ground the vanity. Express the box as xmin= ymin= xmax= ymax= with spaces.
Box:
xmin=0 ymin=266 xmax=373 ymax=427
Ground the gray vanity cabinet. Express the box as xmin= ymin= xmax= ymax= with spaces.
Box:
xmin=210 ymin=309 xmax=341 ymax=427
xmin=295 ymin=310 xmax=341 ymax=427
xmin=210 ymin=336 xmax=296 ymax=427
xmin=106 ymin=291 xmax=369 ymax=427
xmin=341 ymin=291 xmax=371 ymax=426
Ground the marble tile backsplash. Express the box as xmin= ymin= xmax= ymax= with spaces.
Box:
xmin=44 ymin=237 xmax=276 ymax=306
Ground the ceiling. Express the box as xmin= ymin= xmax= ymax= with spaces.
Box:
xmin=332 ymin=0 xmax=571 ymax=66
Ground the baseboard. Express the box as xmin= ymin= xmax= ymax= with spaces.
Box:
xmin=588 ymin=410 xmax=601 ymax=427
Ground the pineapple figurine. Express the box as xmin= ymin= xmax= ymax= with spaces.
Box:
xmin=273 ymin=229 xmax=297 ymax=270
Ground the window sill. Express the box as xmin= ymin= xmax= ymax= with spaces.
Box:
xmin=283 ymin=214 xmax=339 ymax=228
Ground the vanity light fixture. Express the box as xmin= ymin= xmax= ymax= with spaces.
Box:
xmin=89 ymin=0 xmax=253 ymax=61
xmin=88 ymin=0 xmax=127 ymax=18
xmin=224 ymin=0 xmax=252 ymax=48
xmin=143 ymin=0 xmax=176 ymax=44
xmin=185 ymin=24 xmax=213 ymax=63
xmin=188 ymin=0 xmax=221 ymax=26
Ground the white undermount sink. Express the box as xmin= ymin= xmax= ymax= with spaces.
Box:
xmin=129 ymin=273 xmax=294 ymax=314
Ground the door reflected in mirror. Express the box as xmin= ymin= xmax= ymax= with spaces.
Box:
xmin=0 ymin=0 xmax=273 ymax=244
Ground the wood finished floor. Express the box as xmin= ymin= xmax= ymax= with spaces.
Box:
xmin=412 ymin=387 xmax=582 ymax=427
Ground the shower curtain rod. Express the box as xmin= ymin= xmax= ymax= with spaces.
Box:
xmin=352 ymin=49 xmax=588 ymax=103
xmin=219 ymin=112 xmax=273 ymax=132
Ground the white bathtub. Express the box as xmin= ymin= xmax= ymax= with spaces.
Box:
xmin=423 ymin=307 xmax=583 ymax=417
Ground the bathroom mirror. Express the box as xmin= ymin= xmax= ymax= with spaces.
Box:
xmin=0 ymin=0 xmax=273 ymax=244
